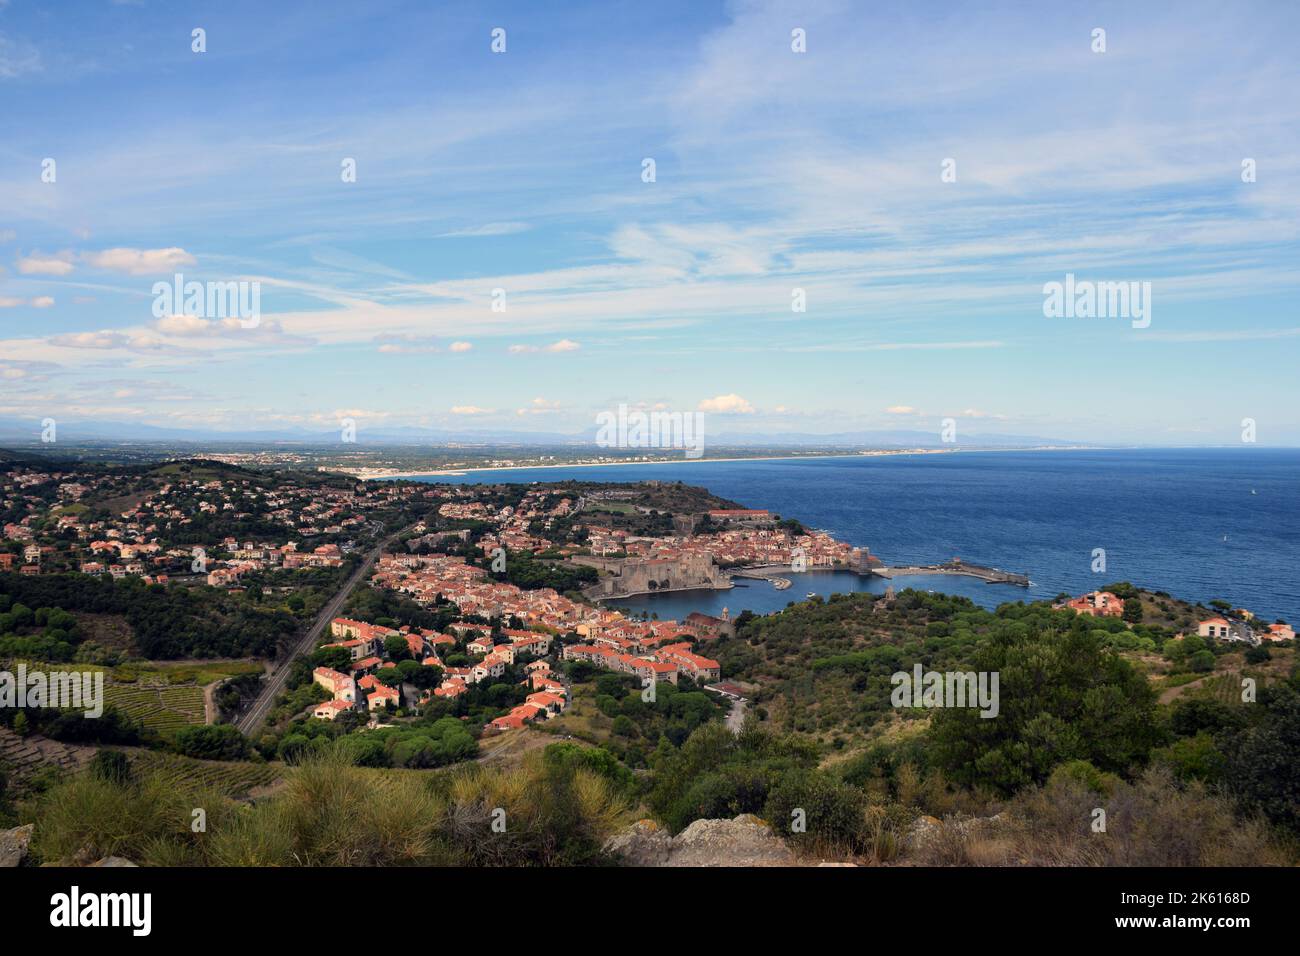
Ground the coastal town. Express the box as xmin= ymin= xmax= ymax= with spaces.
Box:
xmin=4 ymin=455 xmax=1292 ymax=734
xmin=1 ymin=449 xmax=1297 ymax=887
xmin=0 ymin=460 xmax=411 ymax=583
xmin=302 ymin=549 xmax=723 ymax=732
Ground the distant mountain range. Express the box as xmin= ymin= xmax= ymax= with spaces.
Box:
xmin=0 ymin=417 xmax=1078 ymax=449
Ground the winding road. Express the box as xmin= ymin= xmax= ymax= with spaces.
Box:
xmin=233 ymin=524 xmax=408 ymax=736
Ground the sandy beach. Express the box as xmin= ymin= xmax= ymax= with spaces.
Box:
xmin=348 ymin=448 xmax=962 ymax=480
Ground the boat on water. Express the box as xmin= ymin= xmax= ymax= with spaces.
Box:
xmin=806 ymin=591 xmax=818 ymax=599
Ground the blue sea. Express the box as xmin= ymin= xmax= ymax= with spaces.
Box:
xmin=405 ymin=448 xmax=1300 ymax=622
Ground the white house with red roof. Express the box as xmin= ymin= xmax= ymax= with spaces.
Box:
xmin=366 ymin=683 xmax=400 ymax=711
xmin=1197 ymin=618 xmax=1230 ymax=639
xmin=525 ymin=691 xmax=567 ymax=717
xmin=313 ymin=667 xmax=356 ymax=702
xmin=657 ymin=643 xmax=722 ymax=683
xmin=1057 ymin=591 xmax=1126 ymax=618
xmin=313 ymin=699 xmax=354 ymax=721
xmin=1265 ymin=623 xmax=1294 ymax=642
xmin=488 ymin=702 xmax=546 ymax=731
xmin=1198 ymin=617 xmax=1258 ymax=645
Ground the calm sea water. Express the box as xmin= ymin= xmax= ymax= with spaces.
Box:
xmin=406 ymin=449 xmax=1300 ymax=621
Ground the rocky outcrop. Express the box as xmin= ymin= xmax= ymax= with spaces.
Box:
xmin=89 ymin=856 xmax=138 ymax=867
xmin=603 ymin=819 xmax=674 ymax=866
xmin=904 ymin=814 xmax=945 ymax=854
xmin=0 ymin=824 xmax=34 ymax=867
xmin=604 ymin=814 xmax=797 ymax=867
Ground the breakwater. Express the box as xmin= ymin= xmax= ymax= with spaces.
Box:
xmin=872 ymin=560 xmax=1029 ymax=586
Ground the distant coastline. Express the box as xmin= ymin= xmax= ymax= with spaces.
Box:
xmin=352 ymin=445 xmax=1098 ymax=481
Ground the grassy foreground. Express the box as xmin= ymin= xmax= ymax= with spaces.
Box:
xmin=23 ymin=747 xmax=628 ymax=867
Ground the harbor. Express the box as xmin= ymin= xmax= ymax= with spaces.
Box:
xmin=871 ymin=558 xmax=1030 ymax=587
xmin=606 ymin=566 xmax=1043 ymax=621
xmin=733 ymin=557 xmax=1030 ymax=589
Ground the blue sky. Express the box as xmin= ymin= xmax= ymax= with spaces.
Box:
xmin=1 ymin=0 xmax=1298 ymax=444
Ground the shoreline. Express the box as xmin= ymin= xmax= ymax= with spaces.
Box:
xmin=352 ymin=445 xmax=1099 ymax=481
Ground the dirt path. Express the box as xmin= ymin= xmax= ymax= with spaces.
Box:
xmin=726 ymin=698 xmax=748 ymax=734
xmin=203 ymin=680 xmax=224 ymax=724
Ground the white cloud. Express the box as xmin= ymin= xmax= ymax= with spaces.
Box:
xmin=17 ymin=252 xmax=74 ymax=276
xmin=156 ymin=314 xmax=212 ymax=335
xmin=509 ymin=339 xmax=581 ymax=354
xmin=516 ymin=397 xmax=562 ymax=416
xmin=450 ymin=405 xmax=493 ymax=415
xmin=449 ymin=341 xmax=473 ymax=352
xmin=83 ymin=247 xmax=196 ymax=275
xmin=698 ymin=393 xmax=754 ymax=414
xmin=885 ymin=405 xmax=924 ymax=416
xmin=30 ymin=296 xmax=54 ymax=308
xmin=50 ymin=330 xmax=128 ymax=349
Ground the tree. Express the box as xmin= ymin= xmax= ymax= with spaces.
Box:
xmin=1122 ymin=598 xmax=1143 ymax=624
xmin=408 ymin=663 xmax=442 ymax=690
xmin=1245 ymin=644 xmax=1271 ymax=665
xmin=311 ymin=646 xmax=352 ymax=671
xmin=929 ymin=620 xmax=1163 ymax=794
xmin=1227 ymin=686 xmax=1300 ymax=834
xmin=172 ymin=724 xmax=248 ymax=761
xmin=1152 ymin=732 xmax=1227 ymax=783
